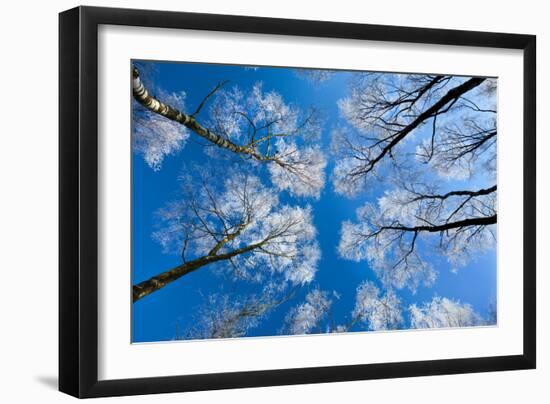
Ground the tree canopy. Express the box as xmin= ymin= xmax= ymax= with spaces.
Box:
xmin=131 ymin=63 xmax=497 ymax=342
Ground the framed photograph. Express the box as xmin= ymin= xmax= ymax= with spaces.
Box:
xmin=59 ymin=6 xmax=536 ymax=398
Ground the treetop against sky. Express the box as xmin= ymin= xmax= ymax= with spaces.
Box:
xmin=131 ymin=60 xmax=497 ymax=342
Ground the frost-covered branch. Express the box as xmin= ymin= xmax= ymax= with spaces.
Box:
xmin=133 ymin=168 xmax=321 ymax=302
xmin=416 ymin=115 xmax=497 ymax=179
xmin=180 ymin=284 xmax=297 ymax=339
xmin=332 ymin=73 xmax=495 ymax=196
xmin=348 ymin=281 xmax=403 ymax=331
xmin=282 ymin=282 xmax=403 ymax=334
xmin=133 ymin=67 xmax=326 ymax=198
xmin=409 ymin=297 xmax=483 ymax=328
xmin=132 ymin=87 xmax=190 ymax=170
xmin=338 ymin=179 xmax=496 ymax=292
xmin=281 ymin=289 xmax=334 ymax=335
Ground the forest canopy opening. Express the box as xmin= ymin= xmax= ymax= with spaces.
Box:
xmin=131 ymin=60 xmax=497 ymax=343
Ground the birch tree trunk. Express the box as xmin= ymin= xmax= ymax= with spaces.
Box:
xmin=132 ymin=67 xmax=263 ymax=159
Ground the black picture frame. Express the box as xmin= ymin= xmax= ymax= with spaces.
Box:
xmin=59 ymin=5 xmax=536 ymax=398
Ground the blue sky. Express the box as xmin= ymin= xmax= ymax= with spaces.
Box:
xmin=131 ymin=61 xmax=496 ymax=343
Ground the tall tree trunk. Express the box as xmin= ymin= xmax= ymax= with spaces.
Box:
xmin=133 ymin=255 xmax=216 ymax=302
xmin=133 ymin=240 xmax=264 ymax=302
xmin=132 ymin=67 xmax=263 ymax=159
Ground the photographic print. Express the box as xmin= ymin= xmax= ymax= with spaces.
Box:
xmin=131 ymin=60 xmax=497 ymax=343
